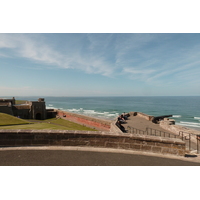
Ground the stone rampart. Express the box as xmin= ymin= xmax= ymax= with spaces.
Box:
xmin=0 ymin=129 xmax=186 ymax=156
xmin=56 ymin=110 xmax=111 ymax=131
xmin=0 ymin=106 xmax=13 ymax=115
xmin=129 ymin=111 xmax=154 ymax=121
xmin=110 ymin=119 xmax=123 ymax=133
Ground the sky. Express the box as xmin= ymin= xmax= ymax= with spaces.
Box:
xmin=1 ymin=33 xmax=200 ymax=97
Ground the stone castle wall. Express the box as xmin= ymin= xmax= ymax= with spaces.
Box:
xmin=129 ymin=111 xmax=154 ymax=121
xmin=0 ymin=129 xmax=186 ymax=156
xmin=0 ymin=98 xmax=46 ymax=120
xmin=0 ymin=106 xmax=13 ymax=115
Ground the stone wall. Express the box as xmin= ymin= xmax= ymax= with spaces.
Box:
xmin=110 ymin=119 xmax=123 ymax=133
xmin=0 ymin=129 xmax=186 ymax=156
xmin=56 ymin=110 xmax=111 ymax=131
xmin=0 ymin=98 xmax=47 ymax=120
xmin=0 ymin=106 xmax=13 ymax=115
xmin=129 ymin=111 xmax=154 ymax=121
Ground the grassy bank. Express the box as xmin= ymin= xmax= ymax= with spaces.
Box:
xmin=0 ymin=113 xmax=31 ymax=126
xmin=15 ymin=100 xmax=27 ymax=104
xmin=0 ymin=113 xmax=96 ymax=131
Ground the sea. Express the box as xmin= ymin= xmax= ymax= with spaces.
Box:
xmin=4 ymin=96 xmax=200 ymax=131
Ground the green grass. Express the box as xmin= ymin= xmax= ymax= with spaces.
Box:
xmin=48 ymin=118 xmax=97 ymax=131
xmin=15 ymin=100 xmax=27 ymax=104
xmin=0 ymin=113 xmax=31 ymax=126
xmin=0 ymin=114 xmax=96 ymax=131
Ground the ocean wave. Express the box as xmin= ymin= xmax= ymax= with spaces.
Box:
xmin=176 ymin=123 xmax=200 ymax=128
xmin=48 ymin=104 xmax=53 ymax=106
xmin=66 ymin=108 xmax=118 ymax=119
xmin=180 ymin=121 xmax=200 ymax=126
xmin=173 ymin=115 xmax=181 ymax=118
xmin=194 ymin=117 xmax=200 ymax=120
xmin=67 ymin=108 xmax=82 ymax=112
xmin=46 ymin=106 xmax=58 ymax=109
xmin=83 ymin=110 xmax=96 ymax=114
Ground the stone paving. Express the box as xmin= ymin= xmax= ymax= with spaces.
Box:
xmin=122 ymin=115 xmax=198 ymax=152
xmin=123 ymin=115 xmax=175 ymax=135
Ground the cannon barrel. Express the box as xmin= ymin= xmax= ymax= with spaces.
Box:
xmin=152 ymin=115 xmax=173 ymax=123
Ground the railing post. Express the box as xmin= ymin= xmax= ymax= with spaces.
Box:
xmin=197 ymin=135 xmax=200 ymax=154
xmin=189 ymin=133 xmax=191 ymax=151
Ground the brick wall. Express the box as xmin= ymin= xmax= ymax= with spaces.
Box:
xmin=0 ymin=129 xmax=186 ymax=156
xmin=56 ymin=110 xmax=111 ymax=131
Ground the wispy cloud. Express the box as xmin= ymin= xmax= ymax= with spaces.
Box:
xmin=0 ymin=33 xmax=116 ymax=76
xmin=122 ymin=67 xmax=156 ymax=81
xmin=1 ymin=33 xmax=200 ymax=86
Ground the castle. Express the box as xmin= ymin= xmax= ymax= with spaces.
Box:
xmin=0 ymin=97 xmax=56 ymax=120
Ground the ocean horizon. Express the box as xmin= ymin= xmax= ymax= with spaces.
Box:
xmin=2 ymin=96 xmax=200 ymax=131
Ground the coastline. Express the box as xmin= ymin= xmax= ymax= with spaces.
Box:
xmin=55 ymin=108 xmax=200 ymax=136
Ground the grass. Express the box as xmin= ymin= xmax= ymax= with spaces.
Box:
xmin=0 ymin=113 xmax=96 ymax=131
xmin=0 ymin=113 xmax=31 ymax=126
xmin=15 ymin=100 xmax=27 ymax=104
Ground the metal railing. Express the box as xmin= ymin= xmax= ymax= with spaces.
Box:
xmin=146 ymin=127 xmax=178 ymax=138
xmin=127 ymin=126 xmax=200 ymax=154
xmin=127 ymin=126 xmax=146 ymax=135
xmin=179 ymin=131 xmax=200 ymax=153
xmin=127 ymin=126 xmax=177 ymax=138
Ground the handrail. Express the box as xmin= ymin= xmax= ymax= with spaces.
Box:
xmin=127 ymin=126 xmax=146 ymax=135
xmin=179 ymin=131 xmax=200 ymax=153
xmin=127 ymin=126 xmax=176 ymax=138
xmin=127 ymin=126 xmax=200 ymax=154
xmin=146 ymin=127 xmax=178 ymax=138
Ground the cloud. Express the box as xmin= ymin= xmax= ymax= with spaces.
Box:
xmin=0 ymin=33 xmax=116 ymax=76
xmin=123 ymin=68 xmax=155 ymax=74
xmin=0 ymin=52 xmax=10 ymax=57
xmin=1 ymin=33 xmax=200 ymax=86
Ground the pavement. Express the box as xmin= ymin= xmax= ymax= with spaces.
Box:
xmin=123 ymin=115 xmax=175 ymax=134
xmin=0 ymin=146 xmax=200 ymax=166
xmin=123 ymin=115 xmax=199 ymax=151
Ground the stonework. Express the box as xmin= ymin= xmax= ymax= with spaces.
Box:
xmin=0 ymin=129 xmax=186 ymax=156
xmin=0 ymin=97 xmax=48 ymax=120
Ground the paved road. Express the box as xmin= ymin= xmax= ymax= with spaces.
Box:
xmin=0 ymin=147 xmax=199 ymax=166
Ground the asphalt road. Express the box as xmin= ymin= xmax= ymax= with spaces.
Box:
xmin=0 ymin=147 xmax=199 ymax=166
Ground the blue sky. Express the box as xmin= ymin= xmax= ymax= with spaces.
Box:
xmin=1 ymin=33 xmax=200 ymax=96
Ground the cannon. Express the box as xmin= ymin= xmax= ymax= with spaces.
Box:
xmin=152 ymin=115 xmax=173 ymax=123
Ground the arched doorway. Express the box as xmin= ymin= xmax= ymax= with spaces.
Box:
xmin=35 ymin=113 xmax=42 ymax=120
